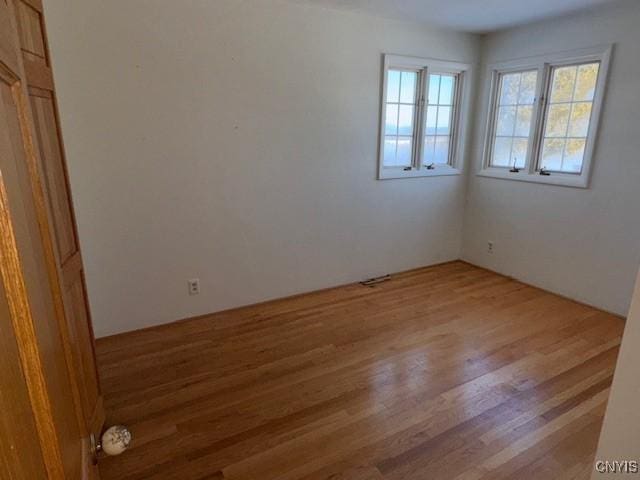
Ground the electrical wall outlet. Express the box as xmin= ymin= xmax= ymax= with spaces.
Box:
xmin=487 ymin=241 xmax=494 ymax=254
xmin=188 ymin=278 xmax=200 ymax=295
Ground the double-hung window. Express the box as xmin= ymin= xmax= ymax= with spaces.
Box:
xmin=379 ymin=55 xmax=471 ymax=180
xmin=480 ymin=45 xmax=612 ymax=188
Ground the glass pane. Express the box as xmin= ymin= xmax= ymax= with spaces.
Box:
xmin=511 ymin=138 xmax=528 ymax=168
xmin=500 ymin=73 xmax=521 ymax=105
xmin=385 ymin=104 xmax=398 ymax=135
xmin=568 ymin=102 xmax=592 ymax=137
xmin=434 ymin=136 xmax=450 ymax=164
xmin=436 ymin=106 xmax=451 ymax=135
xmin=541 ymin=138 xmax=565 ymax=171
xmin=400 ymin=71 xmax=417 ymax=103
xmin=423 ymin=135 xmax=436 ymax=164
xmin=398 ymin=105 xmax=414 ymax=135
xmin=518 ymin=71 xmax=538 ymax=105
xmin=384 ymin=137 xmax=397 ymax=165
xmin=496 ymin=106 xmax=516 ymax=136
xmin=550 ymin=66 xmax=577 ymax=103
xmin=425 ymin=105 xmax=437 ymax=135
xmin=396 ymin=137 xmax=413 ymax=166
xmin=492 ymin=137 xmax=512 ymax=167
xmin=428 ymin=74 xmax=440 ymax=105
xmin=491 ymin=70 xmax=537 ymax=170
xmin=545 ymin=104 xmax=571 ymax=137
xmin=439 ymin=75 xmax=455 ymax=105
xmin=387 ymin=70 xmax=400 ymax=103
xmin=574 ymin=63 xmax=600 ymax=102
xmin=563 ymin=139 xmax=586 ymax=172
xmin=514 ymin=106 xmax=532 ymax=137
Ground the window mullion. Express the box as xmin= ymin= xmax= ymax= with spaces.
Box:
xmin=449 ymin=73 xmax=462 ymax=167
xmin=413 ymin=68 xmax=428 ymax=170
xmin=529 ymin=63 xmax=550 ymax=174
xmin=485 ymin=71 xmax=501 ymax=169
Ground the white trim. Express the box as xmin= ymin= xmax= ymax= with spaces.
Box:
xmin=379 ymin=164 xmax=461 ymax=180
xmin=377 ymin=54 xmax=472 ymax=180
xmin=477 ymin=167 xmax=589 ymax=188
xmin=481 ymin=64 xmax=545 ymax=174
xmin=477 ymin=45 xmax=613 ymax=189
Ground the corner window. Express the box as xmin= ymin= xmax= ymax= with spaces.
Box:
xmin=379 ymin=55 xmax=471 ymax=180
xmin=479 ymin=46 xmax=612 ymax=188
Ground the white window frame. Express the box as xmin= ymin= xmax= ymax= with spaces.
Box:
xmin=378 ymin=54 xmax=472 ymax=180
xmin=478 ymin=45 xmax=612 ymax=188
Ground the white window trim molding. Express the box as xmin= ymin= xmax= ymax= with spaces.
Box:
xmin=378 ymin=54 xmax=473 ymax=180
xmin=478 ymin=44 xmax=613 ymax=189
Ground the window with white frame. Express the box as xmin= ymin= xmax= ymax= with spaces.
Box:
xmin=540 ymin=62 xmax=600 ymax=174
xmin=383 ymin=69 xmax=418 ymax=168
xmin=424 ymin=73 xmax=458 ymax=167
xmin=480 ymin=46 xmax=611 ymax=188
xmin=489 ymin=70 xmax=538 ymax=170
xmin=379 ymin=55 xmax=471 ymax=180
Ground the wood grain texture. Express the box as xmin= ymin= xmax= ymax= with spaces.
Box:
xmin=14 ymin=0 xmax=105 ymax=464
xmin=0 ymin=3 xmax=75 ymax=474
xmin=1 ymin=1 xmax=102 ymax=476
xmin=96 ymin=261 xmax=624 ymax=480
xmin=0 ymin=163 xmax=51 ymax=480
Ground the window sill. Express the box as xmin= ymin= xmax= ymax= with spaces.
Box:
xmin=476 ymin=167 xmax=589 ymax=188
xmin=378 ymin=165 xmax=461 ymax=180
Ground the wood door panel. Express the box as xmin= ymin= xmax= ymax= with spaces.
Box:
xmin=0 ymin=275 xmax=48 ymax=480
xmin=65 ymin=272 xmax=101 ymax=422
xmin=15 ymin=0 xmax=45 ymax=62
xmin=29 ymin=89 xmax=77 ymax=263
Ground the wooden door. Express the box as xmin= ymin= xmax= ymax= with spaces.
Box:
xmin=0 ymin=270 xmax=48 ymax=480
xmin=0 ymin=0 xmax=102 ymax=478
xmin=13 ymin=0 xmax=104 ymax=441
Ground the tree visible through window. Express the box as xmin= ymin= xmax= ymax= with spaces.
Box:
xmin=480 ymin=46 xmax=610 ymax=188
xmin=540 ymin=62 xmax=600 ymax=173
xmin=489 ymin=70 xmax=537 ymax=169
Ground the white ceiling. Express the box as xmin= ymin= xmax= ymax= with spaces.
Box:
xmin=293 ymin=0 xmax=619 ymax=33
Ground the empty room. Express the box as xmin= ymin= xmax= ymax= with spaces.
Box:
xmin=2 ymin=0 xmax=640 ymax=479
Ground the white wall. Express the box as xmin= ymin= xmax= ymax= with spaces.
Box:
xmin=592 ymin=268 xmax=640 ymax=478
xmin=462 ymin=0 xmax=640 ymax=316
xmin=44 ymin=0 xmax=480 ymax=337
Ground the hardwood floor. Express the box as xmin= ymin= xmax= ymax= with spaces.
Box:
xmin=96 ymin=261 xmax=624 ymax=480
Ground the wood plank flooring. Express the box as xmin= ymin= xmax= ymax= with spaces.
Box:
xmin=96 ymin=261 xmax=624 ymax=480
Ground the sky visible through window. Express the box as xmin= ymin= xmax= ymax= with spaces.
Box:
xmin=424 ymin=74 xmax=456 ymax=165
xmin=384 ymin=70 xmax=417 ymax=167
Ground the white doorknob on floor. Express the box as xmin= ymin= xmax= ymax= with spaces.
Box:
xmin=101 ymin=425 xmax=132 ymax=456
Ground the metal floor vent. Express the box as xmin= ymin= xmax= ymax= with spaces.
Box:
xmin=360 ymin=274 xmax=391 ymax=287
